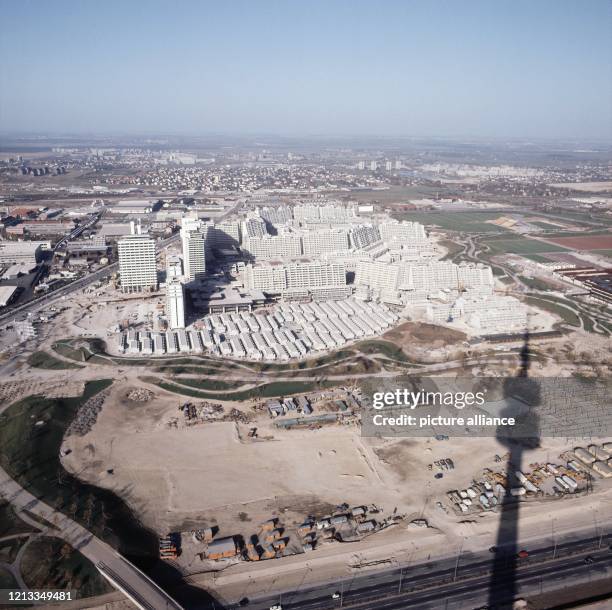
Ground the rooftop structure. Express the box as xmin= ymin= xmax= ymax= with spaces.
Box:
xmin=0 ymin=285 xmax=18 ymax=307
xmin=166 ymin=278 xmax=186 ymax=329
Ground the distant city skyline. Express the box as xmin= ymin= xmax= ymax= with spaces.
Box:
xmin=0 ymin=0 xmax=610 ymax=139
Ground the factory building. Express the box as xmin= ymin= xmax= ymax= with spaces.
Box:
xmin=117 ymin=223 xmax=158 ymax=293
xmin=0 ymin=241 xmax=42 ymax=265
xmin=19 ymin=219 xmax=75 ymax=236
xmin=108 ymin=199 xmax=161 ymax=215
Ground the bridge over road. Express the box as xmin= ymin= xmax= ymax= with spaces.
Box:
xmin=0 ymin=461 xmax=184 ymax=609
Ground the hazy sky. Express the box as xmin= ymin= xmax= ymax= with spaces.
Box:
xmin=1 ymin=0 xmax=610 ymax=139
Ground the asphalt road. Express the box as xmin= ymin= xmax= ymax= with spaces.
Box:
xmin=235 ymin=535 xmax=611 ymax=610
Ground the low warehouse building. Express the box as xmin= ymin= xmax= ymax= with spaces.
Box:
xmin=206 ymin=536 xmax=237 ymax=560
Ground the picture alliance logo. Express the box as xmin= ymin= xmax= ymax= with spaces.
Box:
xmin=371 ymin=389 xmax=487 ymax=411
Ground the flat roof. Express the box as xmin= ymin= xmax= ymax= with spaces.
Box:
xmin=0 ymin=285 xmax=18 ymax=306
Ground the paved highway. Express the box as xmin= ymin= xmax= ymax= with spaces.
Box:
xmin=230 ymin=534 xmax=611 ymax=610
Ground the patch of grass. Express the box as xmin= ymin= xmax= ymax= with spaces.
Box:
xmin=240 ymin=349 xmax=356 ymax=372
xmin=524 ymin=296 xmax=580 ymax=327
xmin=169 ymin=377 xmax=247 ymax=392
xmin=521 ymin=253 xmax=553 ymax=263
xmin=21 ymin=537 xmax=112 ymax=597
xmin=0 ymin=381 xmax=113 ymax=505
xmin=484 ymin=238 xmax=570 ymax=255
xmin=0 ymin=380 xmax=161 ymax=568
xmin=392 ymin=211 xmax=511 ymax=233
xmin=0 ymin=566 xmax=19 ymax=589
xmin=0 ymin=501 xmax=37 ymax=537
xmin=27 ymin=351 xmax=83 ymax=370
xmin=518 ymin=275 xmax=555 ymax=291
xmin=146 ymin=378 xmax=338 ymax=400
xmin=438 ymin=239 xmax=464 ymax=261
xmin=355 ymin=340 xmax=412 ymax=363
xmin=0 ymin=538 xmax=22 ymax=564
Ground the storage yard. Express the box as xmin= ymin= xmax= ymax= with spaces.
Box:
xmin=115 ymin=297 xmax=399 ymax=360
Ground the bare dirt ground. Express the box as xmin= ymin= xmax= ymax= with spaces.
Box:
xmin=545 ymin=234 xmax=612 ymax=250
xmin=384 ymin=321 xmax=467 ymax=348
xmin=61 ymin=379 xmax=612 ymax=590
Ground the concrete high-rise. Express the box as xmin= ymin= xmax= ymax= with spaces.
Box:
xmin=181 ymin=214 xmax=207 ymax=282
xmin=166 ymin=277 xmax=185 ymax=329
xmin=117 ymin=223 xmax=157 ymax=293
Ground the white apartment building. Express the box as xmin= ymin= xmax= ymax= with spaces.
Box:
xmin=294 ymin=204 xmax=356 ymax=224
xmin=356 ymin=260 xmax=494 ymax=299
xmin=118 ymin=229 xmax=157 ymax=293
xmin=209 ymin=222 xmax=240 ymax=249
xmin=285 ymin=261 xmax=346 ymax=289
xmin=242 ymin=215 xmax=268 ymax=240
xmin=349 ymin=225 xmax=381 ymax=250
xmin=355 ymin=260 xmax=400 ymax=294
xmin=426 ymin=294 xmax=527 ymax=334
xmin=301 ymin=229 xmax=350 ymax=255
xmin=244 ymin=261 xmax=347 ymax=298
xmin=166 ymin=277 xmax=186 ymax=329
xmin=379 ymin=220 xmax=427 ymax=244
xmin=244 ymin=264 xmax=288 ymax=292
xmin=243 ymin=232 xmax=302 ymax=259
xmin=259 ymin=205 xmax=293 ymax=227
xmin=181 ymin=214 xmax=207 ymax=282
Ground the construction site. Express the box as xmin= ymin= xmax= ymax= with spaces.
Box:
xmin=58 ymin=379 xmax=612 ymax=585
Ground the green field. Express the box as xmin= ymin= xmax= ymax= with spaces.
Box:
xmin=167 ymin=377 xmax=251 ymax=392
xmin=392 ymin=211 xmax=511 ymax=233
xmin=21 ymin=537 xmax=112 ymax=597
xmin=483 ymin=238 xmax=570 ymax=255
xmin=146 ymin=378 xmax=338 ymax=401
xmin=519 ymin=275 xmax=556 ymax=291
xmin=525 ymin=296 xmax=580 ymax=327
xmin=438 ymin=239 xmax=464 ymax=261
xmin=27 ymin=351 xmax=83 ymax=370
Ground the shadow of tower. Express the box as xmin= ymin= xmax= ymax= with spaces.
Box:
xmin=487 ymin=321 xmax=541 ymax=608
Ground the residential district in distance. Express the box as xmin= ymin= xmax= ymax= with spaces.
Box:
xmin=0 ymin=137 xmax=611 ymax=610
